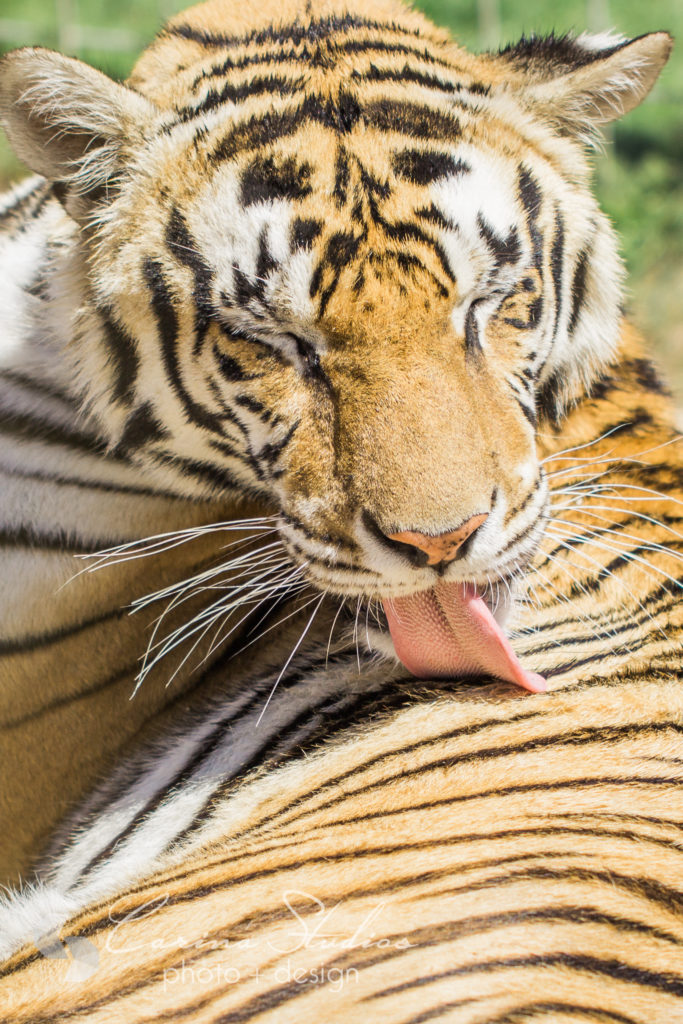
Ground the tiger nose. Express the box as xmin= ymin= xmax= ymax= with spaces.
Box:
xmin=386 ymin=513 xmax=489 ymax=567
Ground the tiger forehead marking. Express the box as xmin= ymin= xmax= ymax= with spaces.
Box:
xmin=128 ymin=6 xmax=599 ymax=345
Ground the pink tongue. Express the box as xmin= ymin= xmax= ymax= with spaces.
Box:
xmin=383 ymin=582 xmax=546 ymax=693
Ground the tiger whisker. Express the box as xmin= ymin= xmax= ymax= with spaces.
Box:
xmin=548 ymin=518 xmax=683 ymax=575
xmin=544 ymin=524 xmax=674 ymax=640
xmin=199 ymin=575 xmax=308 ymax=668
xmin=76 ymin=518 xmax=278 ymax=569
xmin=254 ymin=592 xmax=327 ymax=728
xmin=543 ymin=435 xmax=682 ymax=481
xmin=134 ymin=556 xmax=300 ymax=682
xmin=135 ymin=572 xmax=308 ymax=693
xmin=130 ymin=541 xmax=285 ymax=612
xmin=143 ymin=558 xmax=299 ymax=654
xmin=538 ymin=423 xmax=631 ymax=463
xmin=551 ymin=482 xmax=683 ymax=508
xmin=228 ymin=578 xmax=323 ymax=662
xmin=531 ymin=553 xmax=625 ymax=644
xmin=202 ymin=570 xmax=308 ymax=666
xmin=548 ymin=515 xmax=683 ymax=563
xmin=570 ymin=503 xmax=683 ymax=535
xmin=565 ymin=505 xmax=683 ymax=541
xmin=525 ymin=566 xmax=632 ymax=653
xmin=354 ymin=595 xmax=362 ymax=674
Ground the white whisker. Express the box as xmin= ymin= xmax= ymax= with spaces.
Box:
xmin=255 ymin=593 xmax=326 ymax=728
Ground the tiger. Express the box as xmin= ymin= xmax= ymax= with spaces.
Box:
xmin=0 ymin=0 xmax=682 ymax=1019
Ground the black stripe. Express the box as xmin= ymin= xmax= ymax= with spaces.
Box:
xmin=0 ymin=405 xmax=104 ymax=456
xmin=114 ymin=401 xmax=169 ymax=456
xmin=376 ymin=952 xmax=683 ymax=999
xmin=518 ymin=165 xmax=543 ymax=273
xmin=500 ymin=33 xmax=631 ymax=72
xmin=291 ymin=216 xmax=323 ymax=251
xmin=211 ymin=106 xmax=301 ymax=161
xmin=138 ymin=815 xmax=683 ymax=919
xmin=172 ymin=683 xmax=372 ymax=850
xmin=100 ymin=308 xmax=139 ymax=406
xmin=464 ymin=301 xmax=482 ymax=355
xmin=0 ymin=463 xmax=188 ymax=500
xmin=319 ymin=775 xmax=680 ymax=834
xmin=3 ymin=663 xmax=136 ymax=732
xmin=477 ymin=216 xmax=521 ymax=268
xmin=392 ymin=148 xmax=469 ymax=185
xmin=165 ymin=208 xmax=215 ymax=357
xmin=211 ymin=92 xmax=462 ymax=165
xmin=311 ymin=229 xmax=364 ymax=314
xmin=261 ymin=722 xmax=682 ymax=831
xmin=191 ymin=46 xmax=309 ymax=87
xmin=0 ymin=525 xmax=120 ymax=554
xmin=415 ymin=203 xmax=452 ymax=230
xmin=0 ymin=180 xmax=51 ymax=221
xmin=78 ymin=641 xmax=329 ymax=876
xmin=512 ymin=390 xmax=537 ymax=427
xmin=401 ymin=1002 xmax=496 ymax=1024
xmin=333 ymin=145 xmax=350 ymax=206
xmin=336 ymin=36 xmax=463 ymax=71
xmin=143 ymin=257 xmax=223 ymax=433
xmin=627 ymin=357 xmax=670 ymax=397
xmin=212 ymin=343 xmax=262 ymax=383
xmin=364 ymin=98 xmax=461 ymax=141
xmin=237 ymin=706 xmax=546 ymax=838
xmin=325 ymin=903 xmax=683 ymax=984
xmin=151 ymin=451 xmax=243 ymax=493
xmin=355 ymin=62 xmax=488 ymax=98
xmin=240 ymin=154 xmax=313 ymax=206
xmin=212 ymin=92 xmax=360 ymax=161
xmin=0 ymin=605 xmax=127 ymax=656
xmin=0 ymin=369 xmax=75 ymax=407
xmin=367 ymin=249 xmax=448 ymax=298
xmin=37 ymin=811 xmax=683 ymax=965
xmin=568 ymin=248 xmax=589 ymax=334
xmin=550 ymin=209 xmax=566 ymax=336
xmin=171 ymin=73 xmax=303 ymax=123
xmin=255 ymin=419 xmax=300 ymax=466
xmin=479 ymin=1004 xmax=639 ymax=1024
xmin=168 ymin=13 xmax=424 ymax=51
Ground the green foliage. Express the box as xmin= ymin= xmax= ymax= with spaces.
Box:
xmin=0 ymin=0 xmax=681 ymax=395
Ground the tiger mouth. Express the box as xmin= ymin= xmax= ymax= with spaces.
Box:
xmin=279 ymin=511 xmax=547 ymax=692
xmin=375 ymin=576 xmax=546 ymax=693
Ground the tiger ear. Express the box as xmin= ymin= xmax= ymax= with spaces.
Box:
xmin=0 ymin=48 xmax=157 ymax=204
xmin=494 ymin=31 xmax=673 ymax=139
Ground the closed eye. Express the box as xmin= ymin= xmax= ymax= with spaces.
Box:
xmin=213 ymin=301 xmax=328 ymax=383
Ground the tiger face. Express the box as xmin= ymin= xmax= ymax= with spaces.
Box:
xmin=0 ymin=0 xmax=671 ymax=688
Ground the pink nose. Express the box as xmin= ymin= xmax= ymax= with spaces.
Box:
xmin=387 ymin=513 xmax=488 ymax=566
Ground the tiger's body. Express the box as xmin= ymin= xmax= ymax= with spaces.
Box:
xmin=0 ymin=0 xmax=681 ymax=1019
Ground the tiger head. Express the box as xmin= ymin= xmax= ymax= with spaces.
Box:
xmin=0 ymin=0 xmax=671 ymax=687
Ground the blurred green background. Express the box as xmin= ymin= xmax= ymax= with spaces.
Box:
xmin=1 ymin=0 xmax=681 ymax=398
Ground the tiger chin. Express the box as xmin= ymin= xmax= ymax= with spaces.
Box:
xmin=0 ymin=0 xmax=670 ymax=698
xmin=0 ymin=0 xmax=682 ymax=1012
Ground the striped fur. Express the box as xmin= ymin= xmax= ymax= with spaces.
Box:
xmin=0 ymin=0 xmax=681 ymax=1019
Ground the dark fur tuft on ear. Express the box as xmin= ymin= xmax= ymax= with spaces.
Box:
xmin=498 ymin=31 xmax=632 ymax=75
xmin=492 ymin=30 xmax=673 ymax=142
